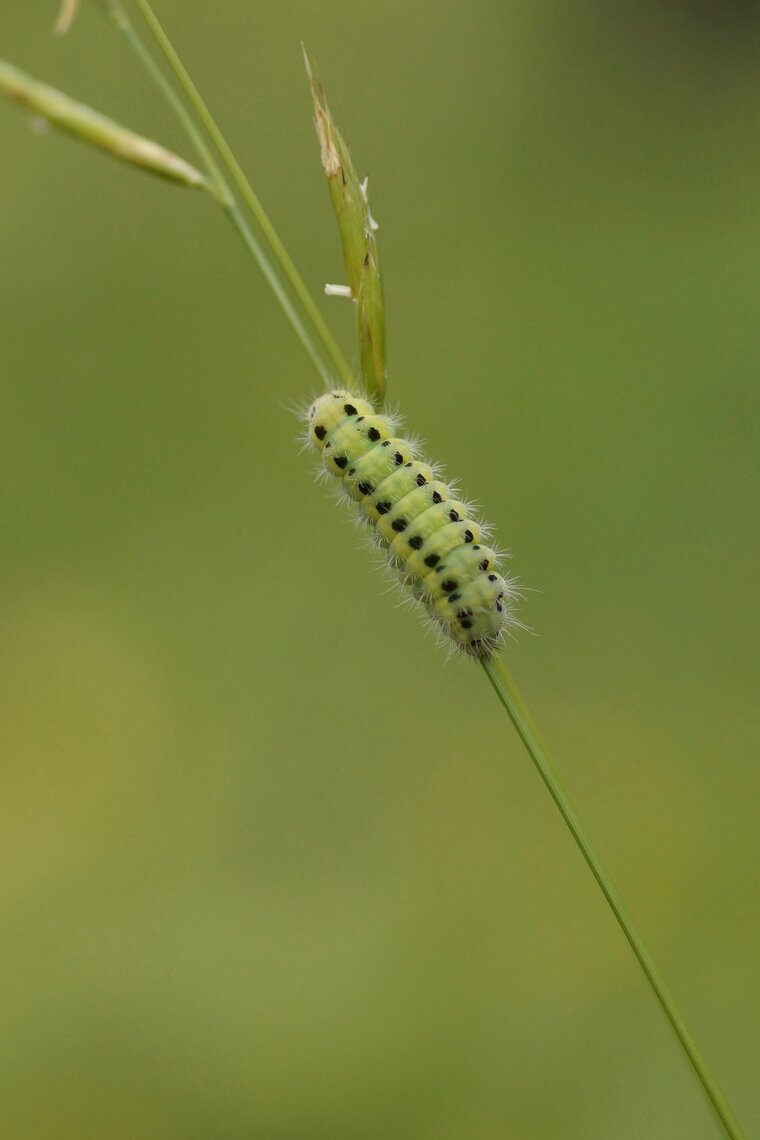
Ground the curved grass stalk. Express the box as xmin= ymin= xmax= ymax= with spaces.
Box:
xmin=481 ymin=655 xmax=746 ymax=1140
xmin=102 ymin=5 xmax=746 ymax=1135
xmin=126 ymin=0 xmax=355 ymax=393
xmin=101 ymin=0 xmax=341 ymax=387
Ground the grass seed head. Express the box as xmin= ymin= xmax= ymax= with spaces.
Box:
xmin=303 ymin=49 xmax=387 ymax=404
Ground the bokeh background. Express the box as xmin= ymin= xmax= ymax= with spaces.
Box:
xmin=2 ymin=3 xmax=759 ymax=1137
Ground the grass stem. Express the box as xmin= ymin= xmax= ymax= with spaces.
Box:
xmin=103 ymin=0 xmax=339 ymax=386
xmin=127 ymin=0 xmax=355 ymax=392
xmin=480 ymin=654 xmax=746 ymax=1140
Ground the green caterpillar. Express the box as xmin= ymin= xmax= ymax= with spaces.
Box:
xmin=306 ymin=389 xmax=518 ymax=656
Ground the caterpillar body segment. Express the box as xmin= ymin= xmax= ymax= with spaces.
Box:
xmin=306 ymin=388 xmax=515 ymax=656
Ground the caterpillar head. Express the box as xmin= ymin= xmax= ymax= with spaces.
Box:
xmin=307 ymin=389 xmax=375 ymax=450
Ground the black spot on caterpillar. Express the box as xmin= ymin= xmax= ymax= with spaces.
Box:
xmin=305 ymin=389 xmax=518 ymax=656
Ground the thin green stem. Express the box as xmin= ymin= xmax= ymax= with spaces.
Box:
xmin=480 ymin=655 xmax=746 ymax=1140
xmin=100 ymin=0 xmax=227 ymax=201
xmin=128 ymin=0 xmax=355 ymax=392
xmin=102 ymin=0 xmax=335 ymax=385
xmin=222 ymin=199 xmax=333 ymax=381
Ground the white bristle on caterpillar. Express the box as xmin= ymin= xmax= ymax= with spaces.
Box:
xmin=304 ymin=388 xmax=520 ymax=657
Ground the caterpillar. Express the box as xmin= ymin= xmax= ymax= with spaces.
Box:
xmin=305 ymin=388 xmax=519 ymax=656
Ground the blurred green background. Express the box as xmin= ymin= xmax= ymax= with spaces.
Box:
xmin=1 ymin=3 xmax=758 ymax=1137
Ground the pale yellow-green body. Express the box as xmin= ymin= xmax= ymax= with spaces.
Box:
xmin=306 ymin=390 xmax=513 ymax=655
